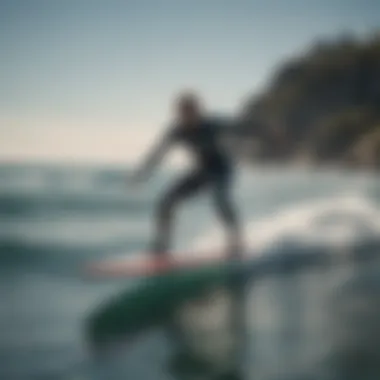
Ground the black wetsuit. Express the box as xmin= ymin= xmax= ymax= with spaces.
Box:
xmin=146 ymin=117 xmax=240 ymax=255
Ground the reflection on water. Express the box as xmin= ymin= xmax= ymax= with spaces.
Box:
xmin=168 ymin=279 xmax=247 ymax=379
xmin=86 ymin=251 xmax=380 ymax=380
xmin=171 ymin=257 xmax=380 ymax=380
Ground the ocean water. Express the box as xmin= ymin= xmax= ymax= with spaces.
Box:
xmin=1 ymin=164 xmax=380 ymax=380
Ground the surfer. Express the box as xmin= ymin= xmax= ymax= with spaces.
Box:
xmin=131 ymin=91 xmax=242 ymax=258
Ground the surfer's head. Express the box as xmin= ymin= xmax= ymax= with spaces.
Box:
xmin=174 ymin=90 xmax=203 ymax=126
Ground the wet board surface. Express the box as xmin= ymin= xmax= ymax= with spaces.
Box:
xmin=84 ymin=251 xmax=245 ymax=278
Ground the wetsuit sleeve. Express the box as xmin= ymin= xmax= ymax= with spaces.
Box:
xmin=135 ymin=126 xmax=178 ymax=179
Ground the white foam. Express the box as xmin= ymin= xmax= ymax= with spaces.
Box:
xmin=191 ymin=193 xmax=380 ymax=256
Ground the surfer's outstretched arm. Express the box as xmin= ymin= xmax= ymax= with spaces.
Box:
xmin=131 ymin=129 xmax=175 ymax=182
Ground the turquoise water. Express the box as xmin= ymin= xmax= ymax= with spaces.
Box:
xmin=1 ymin=164 xmax=380 ymax=380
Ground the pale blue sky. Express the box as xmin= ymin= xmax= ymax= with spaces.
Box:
xmin=1 ymin=0 xmax=379 ymax=163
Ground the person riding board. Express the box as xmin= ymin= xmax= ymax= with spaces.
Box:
xmin=130 ymin=91 xmax=242 ymax=259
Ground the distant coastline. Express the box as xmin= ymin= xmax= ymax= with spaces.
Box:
xmin=236 ymin=33 xmax=380 ymax=170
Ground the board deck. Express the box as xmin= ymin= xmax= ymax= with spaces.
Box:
xmin=85 ymin=251 xmax=243 ymax=278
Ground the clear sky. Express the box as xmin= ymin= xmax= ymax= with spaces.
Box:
xmin=1 ymin=0 xmax=380 ymax=164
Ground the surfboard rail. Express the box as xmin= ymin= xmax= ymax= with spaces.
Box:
xmin=84 ymin=250 xmax=243 ymax=278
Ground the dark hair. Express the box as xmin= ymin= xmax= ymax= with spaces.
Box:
xmin=176 ymin=91 xmax=200 ymax=110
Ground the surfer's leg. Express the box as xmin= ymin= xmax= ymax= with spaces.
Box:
xmin=153 ymin=171 xmax=208 ymax=256
xmin=212 ymin=170 xmax=242 ymax=258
